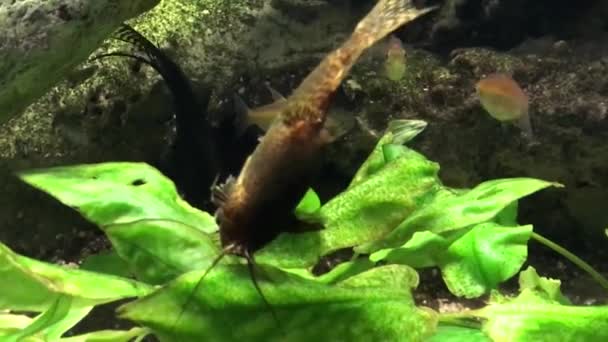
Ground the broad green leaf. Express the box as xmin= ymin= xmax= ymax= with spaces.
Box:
xmin=348 ymin=132 xmax=395 ymax=187
xmin=4 ymin=298 xmax=99 ymax=341
xmin=0 ymin=242 xmax=152 ymax=312
xmin=426 ymin=325 xmax=491 ymax=342
xmin=19 ymin=163 xmax=220 ymax=283
xmin=518 ymin=266 xmax=570 ymax=304
xmin=369 ymin=230 xmax=454 ymax=268
xmin=294 ymin=188 xmax=322 ymax=219
xmin=314 ymin=258 xmax=376 ymax=284
xmin=358 ymin=178 xmax=558 ymax=253
xmin=372 ymin=223 xmax=532 ymax=298
xmin=0 ymin=333 xmax=40 ymax=342
xmin=349 ymin=119 xmax=427 ymax=187
xmin=104 ymin=219 xmax=221 ymax=284
xmin=382 ymin=143 xmax=408 ymax=163
xmin=43 ymin=305 xmax=94 ymax=340
xmin=440 ymin=224 xmax=532 ymax=298
xmin=0 ymin=313 xmax=32 ymax=329
xmin=119 ymin=264 xmax=437 ymax=342
xmin=18 ymin=162 xmax=217 ymax=233
xmin=494 ymin=201 xmax=518 ymax=226
xmin=59 ymin=328 xmax=149 ymax=342
xmin=282 ymin=258 xmax=376 ymax=285
xmin=0 ymin=314 xmax=33 ymax=338
xmin=478 ymin=302 xmax=608 ymax=342
xmin=257 ymin=148 xmax=441 ymax=268
xmin=80 ymin=250 xmax=132 ymax=278
xmin=6 ymin=296 xmax=75 ymax=341
xmin=338 ymin=264 xmax=419 ymax=296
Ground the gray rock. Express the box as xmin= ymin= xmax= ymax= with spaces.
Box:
xmin=0 ymin=0 xmax=160 ymax=123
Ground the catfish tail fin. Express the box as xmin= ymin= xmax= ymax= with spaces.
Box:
xmin=353 ymin=0 xmax=438 ymax=49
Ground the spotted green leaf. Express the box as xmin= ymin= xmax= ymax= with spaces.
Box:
xmin=371 ymin=223 xmax=532 ymax=298
xmin=426 ymin=325 xmax=491 ymax=342
xmin=18 ymin=163 xmax=216 ymax=233
xmin=19 ymin=163 xmax=220 ymax=283
xmin=358 ymin=178 xmax=559 ymax=254
xmin=478 ymin=296 xmax=608 ymax=342
xmin=0 ymin=242 xmax=151 ymax=340
xmin=119 ymin=265 xmax=437 ymax=342
xmin=257 ymin=147 xmax=441 ymax=268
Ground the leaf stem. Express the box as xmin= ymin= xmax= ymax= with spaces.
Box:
xmin=531 ymin=232 xmax=608 ymax=291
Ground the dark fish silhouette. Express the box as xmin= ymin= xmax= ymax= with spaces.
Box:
xmin=91 ymin=24 xmax=221 ymax=210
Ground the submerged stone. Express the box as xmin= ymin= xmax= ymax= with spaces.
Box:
xmin=0 ymin=0 xmax=159 ymax=123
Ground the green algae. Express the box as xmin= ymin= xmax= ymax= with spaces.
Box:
xmin=0 ymin=0 xmax=160 ymax=124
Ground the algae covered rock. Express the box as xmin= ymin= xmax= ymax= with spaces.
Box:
xmin=0 ymin=0 xmax=365 ymax=163
xmin=0 ymin=0 xmax=160 ymax=123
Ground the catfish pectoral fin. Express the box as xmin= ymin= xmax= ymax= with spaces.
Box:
xmin=233 ymin=93 xmax=253 ymax=137
xmin=319 ymin=111 xmax=355 ymax=143
xmin=211 ymin=175 xmax=236 ymax=207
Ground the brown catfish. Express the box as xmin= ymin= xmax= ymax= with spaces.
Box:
xmin=215 ymin=0 xmax=437 ymax=258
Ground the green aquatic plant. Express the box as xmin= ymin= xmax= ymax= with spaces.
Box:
xmin=1 ymin=121 xmax=607 ymax=341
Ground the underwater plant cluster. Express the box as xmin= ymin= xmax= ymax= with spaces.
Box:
xmin=0 ymin=0 xmax=607 ymax=341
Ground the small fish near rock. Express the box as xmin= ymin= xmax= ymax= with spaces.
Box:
xmin=475 ymin=73 xmax=534 ymax=140
xmin=384 ymin=35 xmax=407 ymax=81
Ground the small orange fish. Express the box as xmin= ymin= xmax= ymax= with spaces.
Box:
xmin=476 ymin=73 xmax=534 ymax=138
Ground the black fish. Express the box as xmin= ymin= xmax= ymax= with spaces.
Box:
xmin=91 ymin=24 xmax=221 ymax=210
